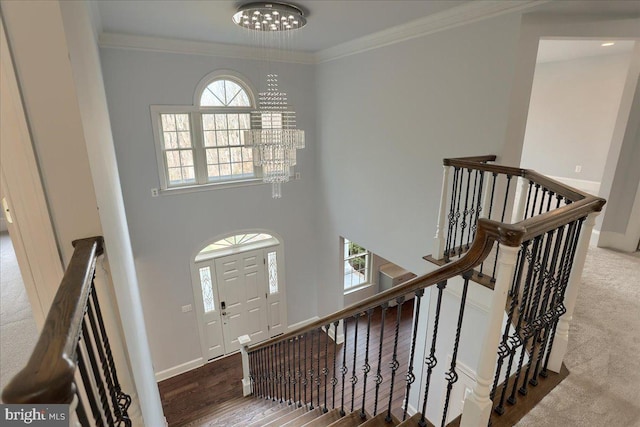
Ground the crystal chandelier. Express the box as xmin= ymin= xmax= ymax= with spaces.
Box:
xmin=233 ymin=2 xmax=307 ymax=198
xmin=245 ymin=74 xmax=304 ymax=198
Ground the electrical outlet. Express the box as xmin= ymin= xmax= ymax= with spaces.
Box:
xmin=295 ymin=172 xmax=301 ymax=180
xmin=181 ymin=304 xmax=192 ymax=313
xmin=151 ymin=188 xmax=159 ymax=197
xmin=575 ymin=165 xmax=582 ymax=173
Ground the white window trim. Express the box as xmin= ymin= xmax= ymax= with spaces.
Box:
xmin=341 ymin=237 xmax=372 ymax=293
xmin=151 ymin=71 xmax=262 ymax=192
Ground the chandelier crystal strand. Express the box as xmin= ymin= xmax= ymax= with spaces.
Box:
xmin=235 ymin=3 xmax=306 ymax=198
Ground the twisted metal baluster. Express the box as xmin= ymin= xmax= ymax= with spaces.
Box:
xmin=332 ymin=321 xmax=339 ymax=409
xmin=479 ymin=172 xmax=498 ymax=277
xmin=350 ymin=314 xmax=360 ymax=413
xmin=403 ymin=289 xmax=424 ymax=421
xmin=279 ymin=341 xmax=285 ymax=403
xmin=373 ymin=303 xmax=388 ymax=416
xmin=309 ymin=329 xmax=315 ymax=409
xmin=316 ymin=328 xmax=321 ymax=410
xmin=459 ymin=168 xmax=472 ymax=254
xmin=288 ymin=338 xmax=293 ymax=405
xmin=471 ymin=170 xmax=485 ymax=243
xmin=386 ymin=297 xmax=405 ymax=423
xmin=450 ymin=168 xmax=465 ymax=259
xmin=523 ymin=180 xmax=534 ymax=220
xmin=77 ymin=341 xmax=106 ymax=427
xmin=340 ymin=319 xmax=349 ymax=416
xmin=529 ymin=183 xmax=541 ymax=219
xmin=303 ymin=332 xmax=308 ymax=405
xmin=418 ymin=281 xmax=446 ymax=427
xmin=445 ymin=167 xmax=461 ymax=261
xmin=82 ymin=320 xmax=115 ymax=426
xmin=323 ymin=324 xmax=330 ymax=412
xmin=491 ymin=174 xmax=513 ymax=282
xmin=441 ymin=272 xmax=471 ymax=427
xmin=360 ymin=309 xmax=373 ymax=419
xmin=298 ymin=334 xmax=303 ymax=406
xmin=466 ymin=169 xmax=479 ymax=250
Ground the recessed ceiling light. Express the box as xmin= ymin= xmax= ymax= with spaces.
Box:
xmin=601 ymin=42 xmax=615 ymax=47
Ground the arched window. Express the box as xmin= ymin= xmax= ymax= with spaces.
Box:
xmin=151 ymin=72 xmax=259 ymax=190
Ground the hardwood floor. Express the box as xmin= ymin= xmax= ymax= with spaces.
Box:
xmin=159 ymin=302 xmax=416 ymax=426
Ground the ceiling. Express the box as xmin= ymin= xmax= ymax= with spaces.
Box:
xmin=96 ymin=1 xmax=469 ymax=53
xmin=96 ymin=1 xmax=640 ymax=55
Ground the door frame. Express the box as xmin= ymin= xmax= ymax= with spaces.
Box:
xmin=190 ymin=230 xmax=287 ymax=361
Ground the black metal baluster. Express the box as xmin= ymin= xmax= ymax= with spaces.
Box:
xmin=373 ymin=303 xmax=388 ymax=416
xmin=472 ymin=170 xmax=485 ymax=243
xmin=387 ymin=297 xmax=405 ymax=423
xmin=519 ymin=230 xmax=555 ymax=396
xmin=288 ymin=338 xmax=293 ymax=405
xmin=309 ymin=330 xmax=315 ymax=409
xmin=298 ymin=334 xmax=303 ymax=406
xmin=75 ymin=390 xmax=90 ymax=427
xmin=253 ymin=350 xmax=259 ymax=398
xmin=538 ymin=188 xmax=548 ymax=215
xmin=316 ymin=328 xmax=321 ymax=410
xmin=491 ymin=174 xmax=513 ymax=282
xmin=523 ymin=180 xmax=534 ymax=220
xmin=529 ymin=183 xmax=540 ymax=219
xmin=507 ymin=235 xmax=543 ymax=405
xmin=77 ymin=341 xmax=105 ymax=427
xmin=323 ymin=324 xmax=330 ymax=412
xmin=419 ymin=281 xmax=445 ymax=427
xmin=545 ymin=191 xmax=555 ymax=214
xmin=479 ymin=172 xmax=498 ymax=277
xmin=350 ymin=314 xmax=359 ymax=414
xmin=441 ymin=272 xmax=471 ymax=427
xmin=272 ymin=343 xmax=277 ymax=401
xmin=360 ymin=309 xmax=373 ymax=419
xmin=451 ymin=168 xmax=465 ymax=258
xmin=81 ymin=320 xmax=115 ymax=426
xmin=268 ymin=346 xmax=273 ymax=400
xmin=403 ymin=289 xmax=424 ymax=421
xmin=459 ymin=168 xmax=473 ymax=255
xmin=280 ymin=341 xmax=285 ymax=403
xmin=493 ymin=241 xmax=529 ymax=414
xmin=303 ymin=332 xmax=308 ymax=405
xmin=332 ymin=321 xmax=339 ymax=410
xmin=86 ymin=295 xmax=124 ymax=424
xmin=445 ymin=167 xmax=461 ymax=261
xmin=466 ymin=170 xmax=479 ymax=250
xmin=89 ymin=287 xmax=131 ymax=413
xmin=340 ymin=319 xmax=349 ymax=416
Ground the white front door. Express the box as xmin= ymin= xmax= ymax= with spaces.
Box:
xmin=215 ymin=249 xmax=269 ymax=353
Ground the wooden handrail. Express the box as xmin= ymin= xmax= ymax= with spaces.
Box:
xmin=248 ymin=155 xmax=605 ymax=354
xmin=1 ymin=237 xmax=103 ymax=404
xmin=248 ymin=219 xmax=525 ymax=352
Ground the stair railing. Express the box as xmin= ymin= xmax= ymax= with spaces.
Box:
xmin=241 ymin=156 xmax=605 ymax=427
xmin=2 ymin=237 xmax=132 ymax=427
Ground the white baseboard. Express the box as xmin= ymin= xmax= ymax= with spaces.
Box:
xmin=597 ymin=230 xmax=639 ymax=253
xmin=406 ymin=402 xmax=418 ymax=417
xmin=547 ymin=175 xmax=600 ymax=195
xmin=155 ymin=357 xmax=203 ymax=382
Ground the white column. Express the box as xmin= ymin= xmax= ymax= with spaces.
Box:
xmin=239 ymin=335 xmax=252 ymax=397
xmin=433 ymin=165 xmax=451 ymax=259
xmin=460 ymin=244 xmax=520 ymax=427
xmin=511 ymin=178 xmax=530 ymax=223
xmin=546 ymin=213 xmax=597 ymax=373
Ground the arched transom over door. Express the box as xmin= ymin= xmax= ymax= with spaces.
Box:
xmin=192 ymin=233 xmax=287 ymax=360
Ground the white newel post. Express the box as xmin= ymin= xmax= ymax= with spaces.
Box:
xmin=511 ymin=178 xmax=530 ymax=223
xmin=433 ymin=165 xmax=451 ymax=259
xmin=460 ymin=243 xmax=520 ymax=427
xmin=239 ymin=335 xmax=252 ymax=397
xmin=546 ymin=213 xmax=597 ymax=373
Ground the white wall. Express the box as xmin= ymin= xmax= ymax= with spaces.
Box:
xmin=99 ymin=48 xmax=319 ymax=373
xmin=314 ymin=13 xmax=523 ymax=316
xmin=520 ymin=52 xmax=632 ymax=184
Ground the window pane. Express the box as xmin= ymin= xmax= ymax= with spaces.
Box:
xmin=208 ymin=165 xmax=220 ymax=179
xmin=229 ymin=90 xmax=251 ymax=107
xmin=343 ymin=238 xmax=369 ymax=290
xmin=175 ymin=114 xmax=190 ymax=131
xmin=231 ymin=163 xmax=243 ymax=175
xmin=219 ymin=163 xmax=231 ymax=176
xmin=178 ymin=131 xmax=192 ymax=148
xmin=161 ymin=114 xmax=176 ymax=131
xmin=229 ymin=130 xmax=241 ymax=146
xmin=166 ymin=151 xmax=180 ymax=168
xmin=206 ymin=149 xmax=219 ymax=165
xmin=200 ymin=89 xmax=222 ymax=107
xmin=219 ymin=148 xmax=231 ymax=163
xmin=210 ymin=81 xmax=226 ymax=104
xmin=215 ymin=114 xmax=227 ymax=130
xmin=268 ymin=251 xmax=278 ymax=294
xmin=202 ymin=114 xmax=215 ymax=131
xmin=239 ymin=113 xmax=251 ymax=129
xmin=183 ymin=166 xmax=195 ymax=181
xmin=199 ymin=267 xmax=215 ymax=313
xmin=168 ymin=168 xmax=183 ymax=183
xmin=228 ymin=114 xmax=239 ymax=130
xmin=216 ymin=131 xmax=229 ymax=147
xmin=243 ymin=162 xmax=254 ymax=174
xmin=180 ymin=151 xmax=194 ymax=166
xmin=230 ymin=147 xmax=242 ymax=162
xmin=163 ymin=132 xmax=177 ymax=149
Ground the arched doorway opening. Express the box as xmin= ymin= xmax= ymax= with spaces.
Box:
xmin=191 ymin=232 xmax=286 ymax=360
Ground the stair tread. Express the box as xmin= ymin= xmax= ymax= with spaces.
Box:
xmin=281 ymin=407 xmax=325 ymax=427
xmin=361 ymin=412 xmax=400 ymax=426
xmin=262 ymin=406 xmax=309 ymax=427
xmin=246 ymin=403 xmax=297 ymax=427
xmin=327 ymin=410 xmax=370 ymax=427
xmin=301 ymin=409 xmax=343 ymax=427
xmin=398 ymin=413 xmax=434 ymax=427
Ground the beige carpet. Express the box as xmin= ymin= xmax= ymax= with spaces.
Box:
xmin=517 ymin=246 xmax=640 ymax=426
xmin=0 ymin=231 xmax=38 ymax=398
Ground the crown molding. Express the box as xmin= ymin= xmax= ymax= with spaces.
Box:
xmin=315 ymin=0 xmax=550 ymax=63
xmin=99 ymin=1 xmax=548 ymax=65
xmin=98 ymin=32 xmax=316 ymax=65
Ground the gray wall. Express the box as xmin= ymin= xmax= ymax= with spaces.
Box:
xmin=314 ymin=13 xmax=523 ymax=316
xmin=100 ymin=48 xmax=319 ymax=373
xmin=520 ymin=53 xmax=632 ymax=183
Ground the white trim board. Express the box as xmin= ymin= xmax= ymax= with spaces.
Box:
xmin=98 ymin=1 xmax=546 ymax=65
xmin=288 ymin=316 xmax=320 ymax=331
xmin=155 ymin=358 xmax=204 ymax=382
xmin=547 ymin=175 xmax=601 ymax=195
